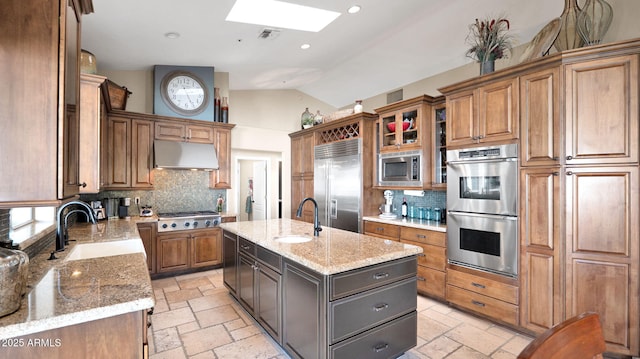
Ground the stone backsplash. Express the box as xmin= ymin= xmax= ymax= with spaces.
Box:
xmin=80 ymin=170 xmax=227 ymax=215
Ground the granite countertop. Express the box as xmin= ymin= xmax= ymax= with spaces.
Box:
xmin=219 ymin=218 xmax=423 ymax=275
xmin=0 ymin=217 xmax=157 ymax=340
xmin=363 ymin=215 xmax=447 ymax=233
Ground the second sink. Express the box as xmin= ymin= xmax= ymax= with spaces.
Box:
xmin=275 ymin=235 xmax=313 ymax=244
xmin=65 ymin=239 xmax=146 ymax=261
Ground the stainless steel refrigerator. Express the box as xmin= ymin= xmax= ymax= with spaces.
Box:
xmin=314 ymin=138 xmax=361 ymax=233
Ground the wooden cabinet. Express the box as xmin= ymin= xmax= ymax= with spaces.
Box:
xmin=400 ymin=227 xmax=446 ymax=300
xmin=103 ymin=114 xmax=154 ymax=189
xmin=223 ymin=230 xmax=239 ymax=296
xmin=0 ymin=0 xmax=91 ymax=206
xmin=209 ymin=124 xmax=234 ymax=189
xmin=447 ymin=266 xmax=519 ymax=326
xmin=376 ymin=95 xmax=433 ymax=153
xmin=564 ymin=166 xmax=639 ymax=355
xmin=444 ymin=77 xmax=519 ymax=148
xmin=157 ymin=228 xmax=222 ymax=274
xmin=564 ymin=54 xmax=638 ymax=165
xmin=519 ymin=168 xmax=562 ymax=333
xmin=290 ymin=131 xmax=316 ymax=223
xmin=520 ymin=67 xmax=561 ymax=167
xmin=363 ymin=220 xmax=400 ymax=240
xmin=137 ymin=222 xmax=157 ymax=274
xmin=78 ymin=74 xmax=108 ymax=193
xmin=155 ymin=120 xmax=214 ymax=143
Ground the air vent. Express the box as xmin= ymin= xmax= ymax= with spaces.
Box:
xmin=387 ymin=89 xmax=403 ymax=104
xmin=258 ymin=28 xmax=281 ymax=40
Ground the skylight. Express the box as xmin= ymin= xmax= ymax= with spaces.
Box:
xmin=226 ymin=0 xmax=341 ymax=32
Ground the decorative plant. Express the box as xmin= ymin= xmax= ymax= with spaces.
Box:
xmin=465 ymin=16 xmax=514 ymax=63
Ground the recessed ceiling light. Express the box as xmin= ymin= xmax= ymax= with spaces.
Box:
xmin=347 ymin=5 xmax=361 ymax=14
xmin=300 ymin=44 xmax=311 ymax=50
xmin=226 ymin=0 xmax=341 ymax=32
xmin=164 ymin=32 xmax=180 ymax=39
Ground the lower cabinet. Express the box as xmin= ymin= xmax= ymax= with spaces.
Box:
xmin=399 ymin=227 xmax=447 ymax=300
xmin=3 ymin=310 xmax=148 ymax=358
xmin=156 ymin=228 xmax=222 ymax=274
xmin=223 ymin=230 xmax=238 ymax=295
xmin=137 ymin=222 xmax=157 ymax=274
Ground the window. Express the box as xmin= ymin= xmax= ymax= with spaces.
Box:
xmin=10 ymin=207 xmax=55 ymax=230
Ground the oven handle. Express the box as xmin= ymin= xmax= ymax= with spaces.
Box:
xmin=447 ymin=211 xmax=517 ymax=221
xmin=447 ymin=157 xmax=517 ymax=165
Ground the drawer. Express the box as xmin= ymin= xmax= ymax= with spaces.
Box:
xmin=330 ymin=256 xmax=417 ymax=300
xmin=447 ymin=268 xmax=518 ymax=305
xmin=363 ymin=221 xmax=400 ymax=240
xmin=447 ymin=285 xmax=519 ymax=326
xmin=417 ymin=266 xmax=445 ymax=299
xmin=330 ymin=277 xmax=416 ymax=343
xmin=330 ymin=311 xmax=417 ymax=359
xmin=257 ymin=246 xmax=282 ymax=273
xmin=239 ymin=237 xmax=256 ymax=257
xmin=400 ymin=227 xmax=446 ymax=247
xmin=402 ymin=240 xmax=446 ymax=271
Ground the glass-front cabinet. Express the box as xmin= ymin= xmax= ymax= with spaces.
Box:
xmin=376 ymin=95 xmax=432 ymax=153
xmin=432 ymin=101 xmax=447 ymax=188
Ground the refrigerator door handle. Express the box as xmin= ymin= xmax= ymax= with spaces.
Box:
xmin=330 ymin=199 xmax=338 ymax=219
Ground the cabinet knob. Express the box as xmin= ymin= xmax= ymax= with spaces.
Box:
xmin=566 ymin=171 xmax=574 ymax=176
xmin=566 ymin=155 xmax=573 ymax=160
xmin=79 ymin=182 xmax=87 ymax=188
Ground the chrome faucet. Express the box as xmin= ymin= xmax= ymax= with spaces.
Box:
xmin=55 ymin=201 xmax=97 ymax=252
xmin=296 ymin=197 xmax=322 ymax=236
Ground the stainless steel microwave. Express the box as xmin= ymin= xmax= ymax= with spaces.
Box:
xmin=378 ymin=151 xmax=422 ymax=187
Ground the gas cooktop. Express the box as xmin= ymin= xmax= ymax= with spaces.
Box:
xmin=157 ymin=211 xmax=221 ymax=232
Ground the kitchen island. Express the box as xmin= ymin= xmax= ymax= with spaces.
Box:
xmin=220 ymin=218 xmax=422 ymax=359
xmin=0 ymin=217 xmax=156 ymax=358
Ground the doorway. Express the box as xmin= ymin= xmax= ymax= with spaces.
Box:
xmin=237 ymin=158 xmax=275 ymax=221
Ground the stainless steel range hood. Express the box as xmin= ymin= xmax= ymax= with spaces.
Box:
xmin=154 ymin=140 xmax=219 ymax=171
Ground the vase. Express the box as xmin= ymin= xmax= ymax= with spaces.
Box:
xmin=353 ymin=100 xmax=363 ymax=113
xmin=554 ymin=0 xmax=584 ymax=52
xmin=301 ymin=108 xmax=313 ymax=129
xmin=214 ymin=88 xmax=221 ymax=122
xmin=480 ymin=60 xmax=495 ymax=75
xmin=577 ymin=0 xmax=613 ymax=46
xmin=221 ymin=96 xmax=229 ymax=123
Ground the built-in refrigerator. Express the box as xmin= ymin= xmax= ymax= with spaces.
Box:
xmin=314 ymin=138 xmax=361 ymax=233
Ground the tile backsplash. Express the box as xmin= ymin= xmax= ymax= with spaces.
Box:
xmin=80 ymin=170 xmax=226 ymax=215
xmin=389 ymin=190 xmax=446 ymax=219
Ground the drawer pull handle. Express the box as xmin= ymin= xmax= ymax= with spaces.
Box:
xmin=416 ymin=234 xmax=426 ymax=239
xmin=373 ymin=272 xmax=389 ymax=280
xmin=416 ymin=276 xmax=426 ymax=281
xmin=471 ymin=282 xmax=485 ymax=289
xmin=241 ymin=245 xmax=251 ymax=250
xmin=418 ymin=253 xmax=426 ymax=257
xmin=373 ymin=303 xmax=389 ymax=312
xmin=376 ymin=227 xmax=384 ymax=232
xmin=373 ymin=343 xmax=389 ymax=353
xmin=472 ymin=300 xmax=486 ymax=307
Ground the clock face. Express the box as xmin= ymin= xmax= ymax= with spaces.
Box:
xmin=160 ymin=71 xmax=210 ymax=116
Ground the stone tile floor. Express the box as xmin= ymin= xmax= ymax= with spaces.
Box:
xmin=149 ymin=268 xmax=534 ymax=359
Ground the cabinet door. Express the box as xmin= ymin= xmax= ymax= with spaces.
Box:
xmin=477 ymin=77 xmax=519 ymax=144
xmin=157 ymin=234 xmax=189 ymax=273
xmin=519 ymin=168 xmax=562 ymax=333
xmin=565 ymin=166 xmax=639 ymax=355
xmin=210 ymin=127 xmax=232 ymax=188
xmin=79 ymin=74 xmax=107 ymax=193
xmin=520 ymin=68 xmax=561 ymax=166
xmin=62 ymin=105 xmax=81 ymax=197
xmin=154 ymin=121 xmax=185 ymax=141
xmin=257 ymin=264 xmax=282 ymax=343
xmin=131 ymin=119 xmax=154 ymax=188
xmin=432 ymin=102 xmax=447 ymax=188
xmin=238 ymin=253 xmax=256 ymax=313
xmin=105 ymin=116 xmax=131 ymax=187
xmin=564 ymin=55 xmax=639 ymax=165
xmin=223 ymin=230 xmax=238 ymax=295
xmin=191 ymin=229 xmax=222 ymax=267
xmin=446 ymin=89 xmax=476 ymax=147
xmin=137 ymin=223 xmax=156 ymax=273
xmin=186 ymin=124 xmax=215 ymax=143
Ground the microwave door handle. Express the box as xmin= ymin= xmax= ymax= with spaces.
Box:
xmin=330 ymin=199 xmax=338 ymax=219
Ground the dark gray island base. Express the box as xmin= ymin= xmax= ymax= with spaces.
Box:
xmin=220 ymin=219 xmax=421 ymax=359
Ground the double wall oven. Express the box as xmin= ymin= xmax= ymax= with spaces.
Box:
xmin=446 ymin=144 xmax=518 ymax=278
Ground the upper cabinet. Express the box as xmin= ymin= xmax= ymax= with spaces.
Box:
xmin=564 ymin=54 xmax=638 ymax=165
xmin=0 ymin=0 xmax=92 ymax=207
xmin=209 ymin=124 xmax=235 ymax=189
xmin=444 ymin=77 xmax=519 ymax=148
xmin=376 ymin=95 xmax=432 ymax=153
xmin=155 ymin=120 xmax=215 ymax=144
xmin=431 ymin=99 xmax=447 ymax=189
xmin=79 ymin=74 xmax=108 ymax=193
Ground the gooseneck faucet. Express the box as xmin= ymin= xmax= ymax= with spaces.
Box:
xmin=296 ymin=197 xmax=322 ymax=236
xmin=55 ymin=201 xmax=97 ymax=253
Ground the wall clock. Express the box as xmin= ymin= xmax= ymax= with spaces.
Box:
xmin=154 ymin=65 xmax=215 ymax=121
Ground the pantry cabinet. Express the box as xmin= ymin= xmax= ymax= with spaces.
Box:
xmin=0 ymin=0 xmax=92 ymax=206
xmin=444 ymin=77 xmax=518 ymax=148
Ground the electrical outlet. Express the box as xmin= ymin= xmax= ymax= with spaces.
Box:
xmin=134 ymin=197 xmax=140 ymax=204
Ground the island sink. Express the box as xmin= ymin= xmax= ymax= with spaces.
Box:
xmin=274 ymin=235 xmax=313 ymax=244
xmin=64 ymin=239 xmax=146 ymax=261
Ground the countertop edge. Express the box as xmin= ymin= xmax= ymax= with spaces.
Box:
xmin=363 ymin=216 xmax=447 ymax=232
